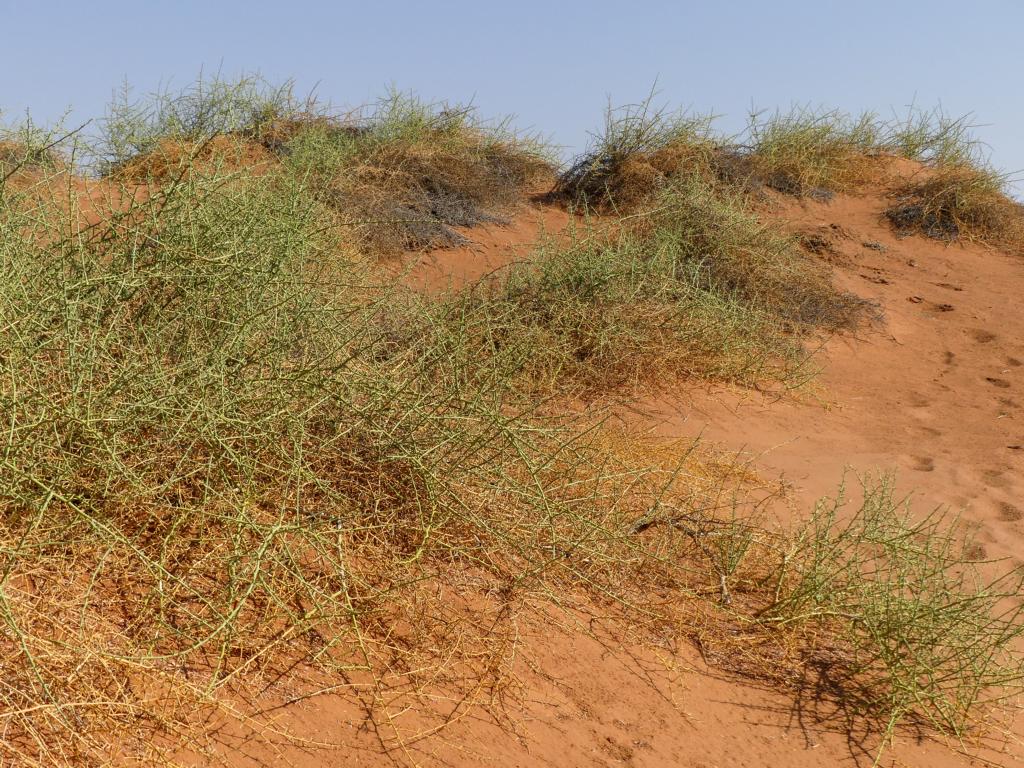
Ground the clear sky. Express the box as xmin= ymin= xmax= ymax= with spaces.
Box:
xmin=1 ymin=0 xmax=1021 ymax=188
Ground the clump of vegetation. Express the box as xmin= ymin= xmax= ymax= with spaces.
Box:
xmin=283 ymin=90 xmax=553 ymax=252
xmin=877 ymin=107 xmax=1024 ymax=247
xmin=744 ymin=106 xmax=886 ymax=198
xmin=584 ymin=469 xmax=1024 ymax=762
xmin=762 ymin=478 xmax=1024 ymax=757
xmin=556 ymin=95 xmax=1023 ymax=251
xmin=542 ymin=99 xmax=868 ymax=392
xmin=450 ymin=172 xmax=864 ymax=394
xmin=451 ymin=228 xmax=805 ymax=393
xmin=0 ymin=149 xmax=599 ymax=763
xmin=555 ymin=100 xmax=894 ymax=211
xmin=646 ymin=174 xmax=869 ymax=327
xmin=97 ymin=74 xmax=303 ymax=173
xmin=98 ymin=76 xmax=553 ymax=253
xmin=743 ymin=105 xmax=1006 ymax=200
xmin=743 ymin=104 xmax=1024 ymax=247
xmin=555 ymin=95 xmax=719 ymax=211
xmin=886 ymin=161 xmax=1023 ymax=248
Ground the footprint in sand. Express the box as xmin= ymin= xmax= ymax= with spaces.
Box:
xmin=987 ymin=377 xmax=1012 ymax=389
xmin=912 ymin=456 xmax=935 ymax=472
xmin=965 ymin=542 xmax=988 ymax=560
xmin=906 ymin=391 xmax=930 ymax=408
xmin=1008 ymin=357 xmax=1022 ymax=368
xmin=999 ymin=502 xmax=1023 ymax=522
xmin=984 ymin=470 xmax=1011 ymax=489
xmin=970 ymin=328 xmax=997 ymax=343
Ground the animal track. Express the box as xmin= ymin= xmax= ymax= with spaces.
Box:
xmin=912 ymin=456 xmax=935 ymax=472
xmin=970 ymin=329 xmax=997 ymax=343
xmin=983 ymin=469 xmax=1010 ymax=488
xmin=906 ymin=391 xmax=930 ymax=407
xmin=986 ymin=377 xmax=1012 ymax=389
xmin=999 ymin=502 xmax=1023 ymax=522
xmin=965 ymin=542 xmax=988 ymax=560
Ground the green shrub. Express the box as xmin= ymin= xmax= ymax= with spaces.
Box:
xmin=439 ymin=172 xmax=865 ymax=394
xmin=745 ymin=106 xmax=884 ymax=196
xmin=764 ymin=477 xmax=1024 ymax=755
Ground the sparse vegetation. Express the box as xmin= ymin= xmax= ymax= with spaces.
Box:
xmin=886 ymin=107 xmax=984 ymax=166
xmin=556 ymin=99 xmax=890 ymax=209
xmin=558 ymin=96 xmax=1023 ymax=250
xmin=627 ymin=474 xmax=1024 ymax=761
xmin=1 ymin=77 xmax=1022 ymax=766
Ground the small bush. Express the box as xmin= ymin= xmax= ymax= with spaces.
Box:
xmin=556 ymin=94 xmax=719 ymax=211
xmin=745 ymin=106 xmax=885 ymax=197
xmin=283 ymin=90 xmax=553 ymax=252
xmin=647 ymin=174 xmax=869 ymax=328
xmin=886 ymin=164 xmax=1024 ymax=247
xmin=452 ymin=230 xmax=806 ymax=392
xmin=97 ymin=74 xmax=303 ymax=174
xmin=762 ymin=478 xmax=1024 ymax=753
xmin=441 ymin=172 xmax=866 ymax=395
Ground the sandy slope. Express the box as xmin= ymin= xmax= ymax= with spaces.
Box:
xmin=179 ymin=185 xmax=1024 ymax=767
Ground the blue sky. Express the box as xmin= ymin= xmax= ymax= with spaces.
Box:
xmin=2 ymin=0 xmax=1022 ymax=187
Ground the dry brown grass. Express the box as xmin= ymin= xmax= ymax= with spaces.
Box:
xmin=282 ymin=95 xmax=553 ymax=253
xmin=559 ymin=140 xmax=723 ymax=212
xmin=554 ymin=95 xmax=721 ymax=212
xmin=886 ymin=164 xmax=1024 ymax=249
xmin=743 ymin=108 xmax=887 ymax=197
xmin=554 ymin=102 xmax=889 ymax=212
xmin=104 ymin=92 xmax=553 ymax=254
